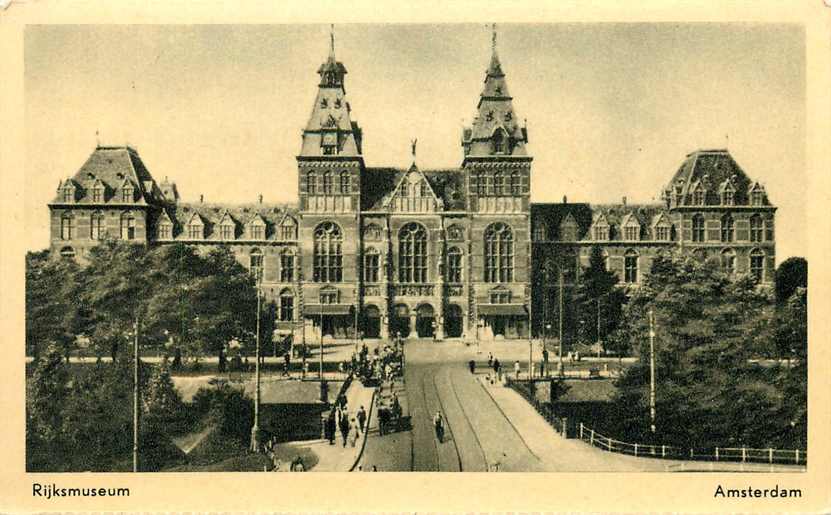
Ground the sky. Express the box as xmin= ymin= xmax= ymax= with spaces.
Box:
xmin=24 ymin=24 xmax=805 ymax=261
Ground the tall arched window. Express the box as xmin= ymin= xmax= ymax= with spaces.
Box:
xmin=280 ymin=249 xmax=295 ymax=282
xmin=364 ymin=247 xmax=380 ymax=283
xmin=750 ymin=215 xmax=763 ymax=242
xmin=692 ymin=214 xmax=705 ymax=242
xmin=419 ymin=180 xmax=429 ymax=197
xmin=484 ymin=222 xmax=513 ymax=282
xmin=533 ymin=222 xmax=547 ymax=242
xmin=340 ymin=171 xmax=350 ymax=194
xmin=750 ymin=249 xmax=765 ymax=281
xmin=720 ymin=214 xmax=734 ymax=243
xmin=494 ymin=172 xmax=505 ymax=195
xmin=447 ymin=246 xmax=463 ymax=283
xmin=624 ymin=249 xmax=639 ymax=284
xmin=307 ymin=171 xmax=318 ymax=195
xmin=90 ymin=211 xmax=104 ymax=240
xmin=492 ymin=129 xmax=506 ymax=154
xmin=313 ymin=222 xmax=343 ymax=282
xmin=765 ymin=218 xmax=774 ymax=241
xmin=482 ymin=174 xmax=493 ymax=196
xmin=279 ymin=289 xmax=294 ymax=321
xmin=322 ymin=171 xmax=333 ymax=194
xmin=249 ymin=248 xmax=264 ymax=281
xmin=510 ymin=171 xmax=521 ymax=195
xmin=121 ymin=212 xmax=136 ymax=240
xmin=399 ymin=223 xmax=428 ymax=283
xmin=720 ymin=248 xmax=736 ymax=275
xmin=60 ymin=212 xmax=74 ymax=240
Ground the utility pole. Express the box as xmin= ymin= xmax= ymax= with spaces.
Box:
xmin=596 ymin=297 xmax=602 ymax=358
xmin=648 ymin=308 xmax=656 ymax=434
xmin=319 ymin=310 xmax=324 ymax=380
xmin=558 ymin=269 xmax=564 ymax=377
xmin=250 ymin=284 xmax=262 ymax=452
xmin=133 ymin=314 xmax=139 ymax=473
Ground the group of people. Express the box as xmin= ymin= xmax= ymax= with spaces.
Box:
xmin=350 ymin=340 xmax=404 ymax=384
xmin=324 ymin=395 xmax=368 ymax=448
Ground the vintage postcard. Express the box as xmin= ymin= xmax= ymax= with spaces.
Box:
xmin=1 ymin=0 xmax=829 ymax=513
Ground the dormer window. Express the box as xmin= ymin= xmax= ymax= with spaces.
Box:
xmin=751 ymin=190 xmax=764 ymax=206
xmin=560 ymin=215 xmax=578 ymax=241
xmin=693 ymin=189 xmax=705 ymax=205
xmin=187 ymin=222 xmax=203 ymax=240
xmin=62 ymin=186 xmax=74 ymax=203
xmin=655 ymin=225 xmax=670 ymax=241
xmin=249 ymin=219 xmax=265 ymax=240
xmin=593 ymin=224 xmax=609 ymax=241
xmin=280 ymin=218 xmax=297 ymax=240
xmin=219 ymin=223 xmax=234 ymax=240
xmin=533 ymin=222 xmax=547 ymax=242
xmin=158 ymin=222 xmax=172 ymax=240
xmin=121 ymin=185 xmax=133 ymax=203
xmin=92 ymin=186 xmax=104 ymax=203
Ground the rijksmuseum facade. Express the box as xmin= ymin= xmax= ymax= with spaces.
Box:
xmin=48 ymin=34 xmax=777 ymax=343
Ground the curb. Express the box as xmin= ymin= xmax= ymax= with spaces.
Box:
xmin=348 ymin=385 xmax=377 ymax=472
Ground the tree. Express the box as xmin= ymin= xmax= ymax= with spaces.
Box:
xmin=573 ymin=246 xmax=626 ymax=349
xmin=26 ymin=343 xmax=69 ymax=445
xmin=143 ymin=358 xmax=185 ymax=433
xmin=775 ymin=257 xmax=807 ymax=304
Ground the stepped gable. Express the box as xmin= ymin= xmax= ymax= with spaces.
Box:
xmin=664 ymin=149 xmax=758 ymax=205
xmin=361 ymin=167 xmax=466 ymax=211
xmin=589 ymin=203 xmax=669 ymax=241
xmin=165 ymin=202 xmax=298 ymax=241
xmin=51 ymin=146 xmax=160 ymax=205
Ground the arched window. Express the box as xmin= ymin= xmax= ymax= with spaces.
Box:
xmin=494 ymin=172 xmax=505 ymax=195
xmin=510 ymin=171 xmax=521 ymax=195
xmin=720 ymin=248 xmax=736 ymax=275
xmin=624 ymin=249 xmax=639 ymax=284
xmin=60 ymin=213 xmax=74 ymax=240
xmin=447 ymin=246 xmax=463 ymax=283
xmin=90 ymin=211 xmax=104 ymax=240
xmin=692 ymin=214 xmax=705 ymax=242
xmin=340 ymin=171 xmax=350 ymax=194
xmin=400 ymin=179 xmax=409 ymax=197
xmin=484 ymin=222 xmax=513 ymax=282
xmin=279 ymin=289 xmax=294 ymax=321
xmin=307 ymin=171 xmax=318 ymax=195
xmin=750 ymin=249 xmax=765 ymax=281
xmin=720 ymin=214 xmax=734 ymax=243
xmin=120 ymin=212 xmax=136 ymax=240
xmin=492 ymin=129 xmax=506 ymax=154
xmin=750 ymin=215 xmax=763 ymax=242
xmin=313 ymin=222 xmax=342 ymax=282
xmin=322 ymin=171 xmax=333 ymax=194
xmin=419 ymin=180 xmax=429 ymax=197
xmin=249 ymin=248 xmax=264 ymax=281
xmin=280 ymin=249 xmax=295 ymax=282
xmin=59 ymin=246 xmax=75 ymax=259
xmin=364 ymin=247 xmax=380 ymax=283
xmin=399 ymin=223 xmax=428 ymax=283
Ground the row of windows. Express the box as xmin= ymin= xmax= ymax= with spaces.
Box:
xmin=164 ymin=222 xmax=296 ymax=241
xmin=307 ymin=171 xmax=351 ymax=195
xmin=535 ymin=222 xmax=673 ymax=243
xmin=248 ymin=248 xmax=295 ymax=283
xmin=475 ymin=171 xmax=524 ymax=196
xmin=678 ymin=188 xmax=766 ymax=207
xmin=691 ymin=214 xmax=773 ymax=243
xmin=60 ymin=212 xmax=136 ymax=241
xmin=61 ymin=185 xmax=135 ymax=204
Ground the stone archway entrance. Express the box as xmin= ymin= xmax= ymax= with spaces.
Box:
xmin=363 ymin=305 xmax=381 ymax=338
xmin=416 ymin=304 xmax=435 ymax=338
xmin=391 ymin=304 xmax=410 ymax=339
xmin=445 ymin=304 xmax=463 ymax=338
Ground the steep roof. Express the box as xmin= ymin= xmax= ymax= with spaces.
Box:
xmin=162 ymin=202 xmax=299 ymax=241
xmin=663 ymin=149 xmax=769 ymax=206
xmin=532 ymin=202 xmax=671 ymax=241
xmin=361 ymin=167 xmax=466 ymax=211
xmin=51 ymin=146 xmax=161 ymax=205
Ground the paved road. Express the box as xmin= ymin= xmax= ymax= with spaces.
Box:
xmin=361 ymin=340 xmax=540 ymax=471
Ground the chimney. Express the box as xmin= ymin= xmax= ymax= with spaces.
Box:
xmin=258 ymin=194 xmax=263 ymax=204
xmin=199 ymin=194 xmax=204 ymax=203
xmin=562 ymin=195 xmax=568 ymax=204
xmin=622 ymin=196 xmax=627 ymax=206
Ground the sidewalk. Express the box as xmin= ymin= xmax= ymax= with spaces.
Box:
xmin=272 ymin=379 xmax=376 ymax=472
xmin=477 ymin=376 xmax=806 ymax=472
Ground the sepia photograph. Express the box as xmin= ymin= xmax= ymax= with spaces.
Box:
xmin=21 ymin=21 xmax=810 ymax=476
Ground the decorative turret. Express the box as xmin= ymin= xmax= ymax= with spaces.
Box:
xmin=462 ymin=25 xmax=529 ymax=161
xmin=298 ymin=25 xmax=363 ymax=158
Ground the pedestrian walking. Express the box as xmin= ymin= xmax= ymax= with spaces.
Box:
xmin=340 ymin=413 xmax=350 ymax=447
xmin=487 ymin=352 xmax=493 ymax=368
xmin=283 ymin=350 xmax=291 ymax=377
xmin=326 ymin=412 xmax=336 ymax=445
xmin=542 ymin=347 xmax=549 ymax=376
xmin=468 ymin=359 xmax=476 ymax=374
xmin=357 ymin=405 xmax=367 ymax=433
xmin=514 ymin=360 xmax=521 ymax=380
xmin=303 ymin=360 xmax=309 ymax=378
xmin=433 ymin=411 xmax=444 ymax=443
xmin=493 ymin=358 xmax=501 ymax=381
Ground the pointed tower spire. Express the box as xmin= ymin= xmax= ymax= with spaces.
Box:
xmin=299 ymin=25 xmax=363 ymax=158
xmin=461 ymin=25 xmax=529 ymax=161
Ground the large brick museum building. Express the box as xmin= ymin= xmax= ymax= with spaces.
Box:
xmin=47 ymin=32 xmax=777 ymax=343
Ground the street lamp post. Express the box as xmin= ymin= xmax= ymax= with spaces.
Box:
xmin=558 ymin=269 xmax=564 ymax=377
xmin=648 ymin=308 xmax=656 ymax=434
xmin=132 ymin=313 xmax=140 ymax=473
xmin=250 ymin=283 xmax=262 ymax=452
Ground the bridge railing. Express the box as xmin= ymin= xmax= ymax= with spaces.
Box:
xmin=505 ymin=378 xmax=571 ymax=437
xmin=576 ymin=423 xmax=807 ymax=466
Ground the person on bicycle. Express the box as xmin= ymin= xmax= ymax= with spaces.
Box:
xmin=434 ymin=411 xmax=444 ymax=443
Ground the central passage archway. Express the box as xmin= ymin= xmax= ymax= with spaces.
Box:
xmin=416 ymin=304 xmax=435 ymax=338
xmin=445 ymin=304 xmax=463 ymax=338
xmin=363 ymin=305 xmax=381 ymax=338
xmin=391 ymin=304 xmax=410 ymax=338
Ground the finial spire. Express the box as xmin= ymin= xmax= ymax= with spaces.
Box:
xmin=95 ymin=129 xmax=100 ymax=148
xmin=411 ymin=138 xmax=418 ymax=160
xmin=492 ymin=23 xmax=497 ymax=52
xmin=329 ymin=24 xmax=335 ymax=57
